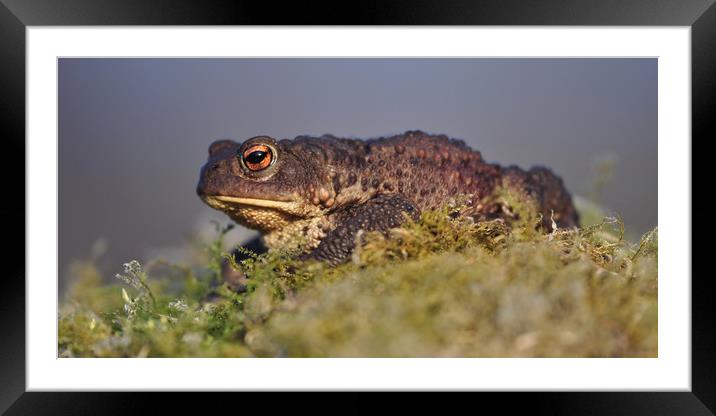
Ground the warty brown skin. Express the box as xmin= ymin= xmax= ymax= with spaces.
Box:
xmin=197 ymin=130 xmax=579 ymax=264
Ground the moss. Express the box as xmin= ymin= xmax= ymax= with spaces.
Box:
xmin=58 ymin=200 xmax=657 ymax=358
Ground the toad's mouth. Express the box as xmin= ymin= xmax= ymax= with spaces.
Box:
xmin=204 ymin=195 xmax=297 ymax=211
xmin=200 ymin=194 xmax=325 ymax=224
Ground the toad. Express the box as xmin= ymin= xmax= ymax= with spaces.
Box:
xmin=197 ymin=131 xmax=578 ymax=264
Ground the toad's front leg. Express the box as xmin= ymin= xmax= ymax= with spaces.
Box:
xmin=303 ymin=194 xmax=420 ymax=265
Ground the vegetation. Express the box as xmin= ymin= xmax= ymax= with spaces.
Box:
xmin=58 ymin=197 xmax=657 ymax=358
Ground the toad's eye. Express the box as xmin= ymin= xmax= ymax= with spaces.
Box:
xmin=241 ymin=144 xmax=274 ymax=171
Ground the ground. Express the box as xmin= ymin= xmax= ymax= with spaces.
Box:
xmin=58 ymin=196 xmax=657 ymax=358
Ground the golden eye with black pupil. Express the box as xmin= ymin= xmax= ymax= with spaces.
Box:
xmin=241 ymin=144 xmax=274 ymax=171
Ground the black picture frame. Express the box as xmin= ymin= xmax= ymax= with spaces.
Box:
xmin=1 ymin=0 xmax=710 ymax=413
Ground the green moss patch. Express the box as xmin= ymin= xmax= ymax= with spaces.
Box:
xmin=58 ymin=202 xmax=657 ymax=358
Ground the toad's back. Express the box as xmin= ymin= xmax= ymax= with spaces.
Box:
xmin=299 ymin=131 xmax=578 ymax=228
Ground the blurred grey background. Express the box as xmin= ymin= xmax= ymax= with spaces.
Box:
xmin=59 ymin=58 xmax=657 ymax=288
